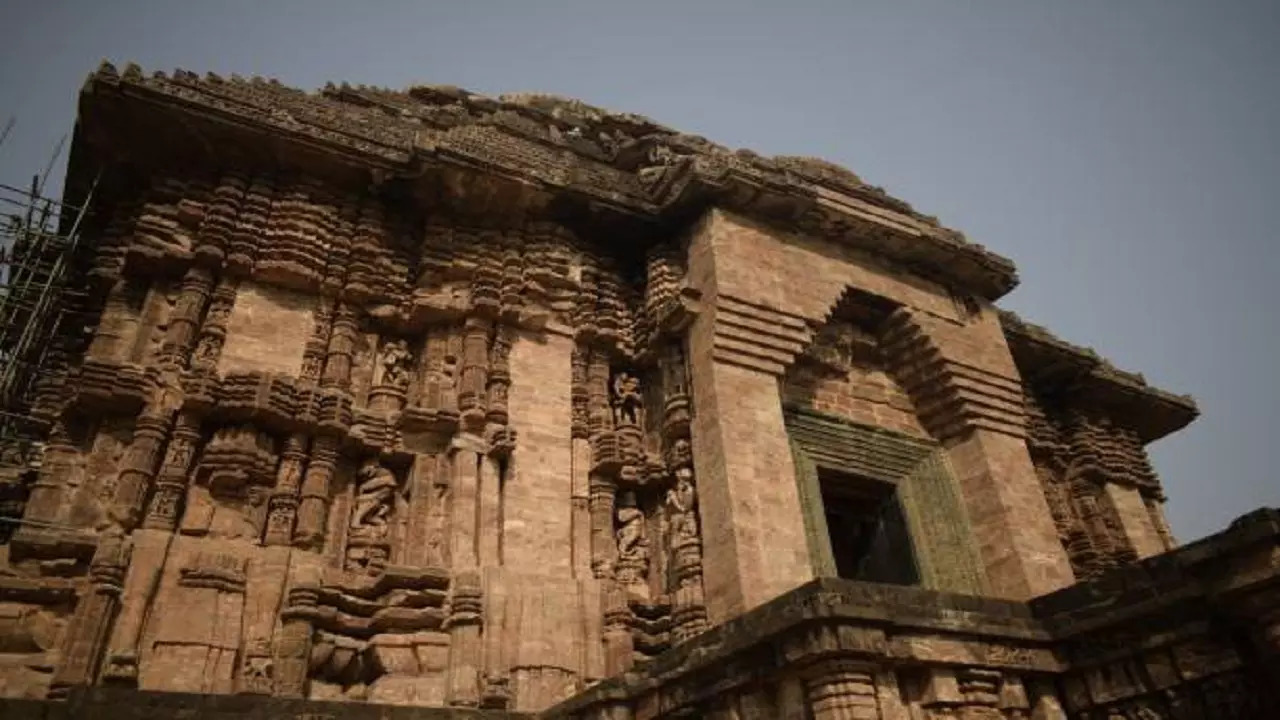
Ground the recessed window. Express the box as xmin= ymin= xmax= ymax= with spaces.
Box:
xmin=818 ymin=469 xmax=919 ymax=586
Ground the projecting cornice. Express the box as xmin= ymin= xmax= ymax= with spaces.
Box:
xmin=62 ymin=63 xmax=1195 ymax=439
xmin=1000 ymin=310 xmax=1198 ymax=442
xmin=69 ymin=61 xmax=1017 ymax=300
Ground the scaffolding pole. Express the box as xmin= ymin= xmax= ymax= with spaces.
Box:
xmin=0 ymin=128 xmax=96 ymax=467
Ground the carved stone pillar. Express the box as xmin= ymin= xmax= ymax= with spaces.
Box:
xmin=589 ymin=473 xmax=618 ymax=579
xmin=403 ymin=448 xmax=446 ymax=567
xmin=586 ymin=351 xmax=611 ymax=436
xmin=477 ymin=453 xmax=502 ymax=569
xmin=86 ymin=279 xmax=141 ymax=361
xmin=571 ymin=345 xmax=590 ymax=439
xmin=190 ymin=278 xmax=236 ymax=371
xmin=158 ymin=266 xmax=215 ymax=365
xmin=16 ymin=419 xmax=79 ymax=529
xmin=459 ymin=318 xmax=492 ymax=431
xmin=293 ymin=435 xmax=338 ymax=551
xmin=321 ymin=303 xmax=358 ymax=390
xmin=420 ymin=331 xmax=450 ymax=413
xmin=264 ymin=434 xmax=308 ymax=546
xmin=108 ymin=410 xmax=173 ymax=531
xmin=665 ymin=400 xmax=707 ymax=642
xmin=486 ymin=326 xmax=512 ymax=427
xmin=601 ymin=582 xmax=633 ymax=676
xmin=450 ymin=436 xmax=483 ymax=570
xmin=48 ymin=531 xmax=131 ymax=696
xmin=804 ymin=659 xmax=881 ymax=720
xmin=274 ymin=583 xmax=318 ymax=698
xmin=300 ymin=298 xmax=333 ymax=384
xmin=142 ymin=410 xmax=202 ymax=531
xmin=445 ymin=570 xmax=483 ymax=707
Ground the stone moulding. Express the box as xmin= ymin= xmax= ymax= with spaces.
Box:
xmin=74 ymin=62 xmax=1015 ymax=300
xmin=544 ymin=508 xmax=1280 ymax=718
xmin=1001 ymin=309 xmax=1198 ymax=443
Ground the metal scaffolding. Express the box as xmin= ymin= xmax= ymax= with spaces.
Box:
xmin=0 ymin=123 xmax=96 ymax=469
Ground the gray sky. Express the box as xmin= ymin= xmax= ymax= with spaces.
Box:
xmin=2 ymin=1 xmax=1277 ymax=542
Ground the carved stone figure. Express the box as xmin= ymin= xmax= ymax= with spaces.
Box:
xmin=610 ymin=372 xmax=643 ymax=427
xmin=351 ymin=460 xmax=397 ymax=531
xmin=637 ymin=144 xmax=687 ymax=188
xmin=615 ymin=492 xmax=647 ymax=562
xmin=378 ymin=339 xmax=412 ymax=389
xmin=665 ymin=468 xmax=698 ymax=543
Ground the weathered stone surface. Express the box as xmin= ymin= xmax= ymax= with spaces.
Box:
xmin=0 ymin=62 xmax=1267 ymax=718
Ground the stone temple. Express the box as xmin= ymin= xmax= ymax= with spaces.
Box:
xmin=0 ymin=63 xmax=1275 ymax=719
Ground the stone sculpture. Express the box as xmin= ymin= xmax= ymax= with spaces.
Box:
xmin=350 ymin=460 xmax=396 ymax=531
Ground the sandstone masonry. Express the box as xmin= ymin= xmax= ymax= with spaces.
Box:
xmin=0 ymin=63 xmax=1273 ymax=719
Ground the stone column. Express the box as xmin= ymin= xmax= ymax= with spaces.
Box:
xmin=486 ymin=326 xmax=512 ymax=427
xmin=48 ymin=531 xmax=131 ymax=696
xmin=108 ymin=410 xmax=173 ymax=531
xmin=158 ymin=266 xmax=215 ymax=365
xmin=450 ymin=435 xmax=483 ymax=570
xmin=85 ymin=279 xmax=141 ymax=361
xmin=274 ymin=583 xmax=318 ymax=698
xmin=264 ymin=434 xmax=309 ymax=546
xmin=458 ymin=317 xmax=492 ymax=431
xmin=589 ymin=473 xmax=618 ymax=579
xmin=141 ymin=411 xmax=202 ymax=531
xmin=403 ymin=448 xmax=445 ymax=567
xmin=293 ymin=435 xmax=338 ymax=551
xmin=445 ymin=570 xmax=483 ymax=706
xmin=189 ymin=278 xmax=236 ymax=372
xmin=478 ymin=454 xmax=502 ymax=569
xmin=15 ymin=420 xmax=79 ymax=531
xmin=600 ymin=582 xmax=633 ymax=677
xmin=571 ymin=437 xmax=592 ymax=578
xmin=804 ymin=659 xmax=881 ymax=720
xmin=321 ymin=303 xmax=358 ymax=390
xmin=300 ymin=298 xmax=332 ymax=384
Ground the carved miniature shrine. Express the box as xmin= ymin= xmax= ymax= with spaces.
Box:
xmin=0 ymin=64 xmax=1275 ymax=719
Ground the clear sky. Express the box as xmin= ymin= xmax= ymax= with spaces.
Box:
xmin=2 ymin=1 xmax=1277 ymax=542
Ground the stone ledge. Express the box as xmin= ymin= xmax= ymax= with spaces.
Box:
xmin=0 ymin=686 xmax=533 ymax=719
xmin=1000 ymin=309 xmax=1199 ymax=442
xmin=545 ymin=509 xmax=1280 ymax=717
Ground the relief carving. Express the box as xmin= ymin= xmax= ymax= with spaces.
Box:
xmin=350 ymin=460 xmax=396 ymax=533
xmin=377 ymin=339 xmax=412 ymax=390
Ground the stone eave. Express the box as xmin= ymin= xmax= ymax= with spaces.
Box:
xmin=999 ymin=310 xmax=1198 ymax=443
xmin=66 ymin=63 xmax=1019 ymax=300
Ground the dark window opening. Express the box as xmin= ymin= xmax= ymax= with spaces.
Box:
xmin=819 ymin=469 xmax=919 ymax=586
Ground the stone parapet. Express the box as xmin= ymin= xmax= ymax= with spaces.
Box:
xmin=544 ymin=508 xmax=1280 ymax=719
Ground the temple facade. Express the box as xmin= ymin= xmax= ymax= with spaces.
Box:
xmin=0 ymin=63 xmax=1275 ymax=719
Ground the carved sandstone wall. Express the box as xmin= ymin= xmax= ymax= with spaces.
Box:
xmin=0 ymin=168 xmax=715 ymax=711
xmin=0 ymin=64 xmax=1213 ymax=716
